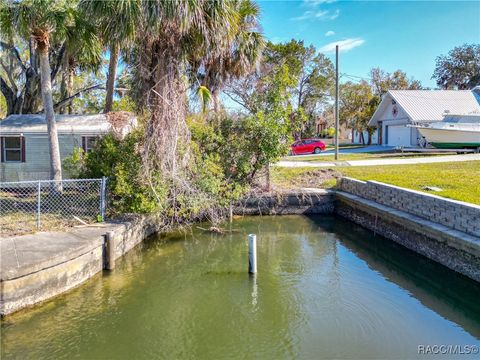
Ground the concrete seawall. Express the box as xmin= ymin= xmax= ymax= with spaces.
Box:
xmin=338 ymin=177 xmax=480 ymax=238
xmin=0 ymin=215 xmax=162 ymax=316
xmin=1 ymin=184 xmax=479 ymax=316
xmin=335 ymin=178 xmax=480 ymax=282
xmin=234 ymin=188 xmax=335 ymax=215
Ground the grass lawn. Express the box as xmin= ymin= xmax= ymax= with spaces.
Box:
xmin=271 ymin=161 xmax=480 ymax=205
xmin=282 ymin=151 xmax=455 ymax=162
xmin=324 ymin=143 xmax=366 ymax=150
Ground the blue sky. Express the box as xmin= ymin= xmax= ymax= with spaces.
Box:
xmin=259 ymin=0 xmax=480 ymax=88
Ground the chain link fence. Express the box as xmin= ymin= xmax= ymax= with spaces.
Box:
xmin=0 ymin=178 xmax=106 ymax=236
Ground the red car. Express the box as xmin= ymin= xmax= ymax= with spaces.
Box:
xmin=291 ymin=139 xmax=326 ymax=155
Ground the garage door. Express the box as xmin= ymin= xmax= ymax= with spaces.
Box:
xmin=387 ymin=125 xmax=411 ymax=147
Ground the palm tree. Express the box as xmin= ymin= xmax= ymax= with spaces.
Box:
xmin=59 ymin=10 xmax=102 ymax=114
xmin=133 ymin=0 xmax=236 ymax=175
xmin=80 ymin=0 xmax=140 ymax=113
xmin=192 ymin=0 xmax=264 ymax=114
xmin=1 ymin=0 xmax=76 ymax=185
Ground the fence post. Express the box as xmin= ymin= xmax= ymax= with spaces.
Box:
xmin=37 ymin=180 xmax=41 ymax=229
xmin=100 ymin=176 xmax=106 ymax=221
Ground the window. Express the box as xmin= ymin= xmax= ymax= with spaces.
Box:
xmin=1 ymin=136 xmax=25 ymax=163
xmin=82 ymin=136 xmax=98 ymax=152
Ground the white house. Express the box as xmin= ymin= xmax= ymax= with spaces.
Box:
xmin=367 ymin=90 xmax=480 ymax=147
xmin=0 ymin=113 xmax=136 ymax=182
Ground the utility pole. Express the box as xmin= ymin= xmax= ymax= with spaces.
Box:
xmin=335 ymin=44 xmax=339 ymax=160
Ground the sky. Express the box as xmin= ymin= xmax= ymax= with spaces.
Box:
xmin=259 ymin=0 xmax=480 ymax=88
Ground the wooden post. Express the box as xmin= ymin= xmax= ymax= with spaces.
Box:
xmin=248 ymin=234 xmax=257 ymax=274
xmin=105 ymin=231 xmax=115 ymax=270
xmin=229 ymin=202 xmax=233 ymax=223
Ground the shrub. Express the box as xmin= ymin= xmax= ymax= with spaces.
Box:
xmin=64 ymin=129 xmax=166 ymax=214
xmin=65 ymin=111 xmax=291 ymax=221
xmin=190 ymin=112 xmax=291 ymax=189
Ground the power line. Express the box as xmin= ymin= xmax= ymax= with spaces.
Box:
xmin=341 ymin=73 xmax=372 ymax=82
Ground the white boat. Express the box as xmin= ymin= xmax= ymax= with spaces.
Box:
xmin=412 ymin=113 xmax=480 ymax=149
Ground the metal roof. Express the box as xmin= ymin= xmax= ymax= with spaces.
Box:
xmin=368 ymin=90 xmax=480 ymax=126
xmin=0 ymin=113 xmax=136 ymax=134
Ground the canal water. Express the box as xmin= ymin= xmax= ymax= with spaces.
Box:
xmin=1 ymin=215 xmax=479 ymax=359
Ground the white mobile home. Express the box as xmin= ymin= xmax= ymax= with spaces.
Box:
xmin=0 ymin=113 xmax=136 ymax=182
xmin=367 ymin=90 xmax=480 ymax=147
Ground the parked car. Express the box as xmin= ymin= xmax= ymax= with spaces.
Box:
xmin=290 ymin=139 xmax=326 ymax=155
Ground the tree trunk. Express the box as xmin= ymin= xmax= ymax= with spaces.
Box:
xmin=58 ymin=57 xmax=68 ymax=114
xmin=141 ymin=38 xmax=189 ymax=177
xmin=367 ymin=131 xmax=372 ymax=145
xmin=265 ymin=163 xmax=271 ymax=192
xmin=212 ymin=89 xmax=220 ymax=114
xmin=66 ymin=64 xmax=74 ymax=114
xmin=1 ymin=77 xmax=16 ymax=115
xmin=359 ymin=131 xmax=365 ymax=145
xmin=104 ymin=43 xmax=119 ymax=113
xmin=38 ymin=44 xmax=62 ymax=188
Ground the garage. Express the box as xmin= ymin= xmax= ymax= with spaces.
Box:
xmin=387 ymin=125 xmax=411 ymax=147
xmin=368 ymin=90 xmax=480 ymax=147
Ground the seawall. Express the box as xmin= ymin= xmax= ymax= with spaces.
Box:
xmin=0 ymin=215 xmax=162 ymax=316
xmin=335 ymin=178 xmax=480 ymax=282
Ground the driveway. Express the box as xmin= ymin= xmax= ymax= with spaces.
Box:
xmin=275 ymin=153 xmax=480 ymax=168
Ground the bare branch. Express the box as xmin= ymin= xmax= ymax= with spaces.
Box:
xmin=33 ymin=83 xmax=105 ymax=113
xmin=223 ymin=89 xmax=255 ymax=113
xmin=50 ymin=44 xmax=65 ymax=82
xmin=1 ymin=76 xmax=15 ymax=113
xmin=54 ymin=83 xmax=105 ymax=110
xmin=0 ymin=58 xmax=18 ymax=94
xmin=0 ymin=41 xmax=26 ymax=72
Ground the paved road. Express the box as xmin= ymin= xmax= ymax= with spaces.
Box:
xmin=276 ymin=153 xmax=480 ymax=168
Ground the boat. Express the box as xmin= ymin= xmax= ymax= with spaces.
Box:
xmin=411 ymin=113 xmax=480 ymax=149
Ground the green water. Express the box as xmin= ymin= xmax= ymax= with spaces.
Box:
xmin=1 ymin=215 xmax=480 ymax=359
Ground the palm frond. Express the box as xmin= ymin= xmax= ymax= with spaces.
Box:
xmin=196 ymin=85 xmax=212 ymax=113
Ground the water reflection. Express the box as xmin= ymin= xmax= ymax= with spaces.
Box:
xmin=250 ymin=274 xmax=258 ymax=309
xmin=323 ymin=215 xmax=480 ymax=339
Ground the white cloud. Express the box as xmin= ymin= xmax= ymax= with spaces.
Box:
xmin=303 ymin=0 xmax=337 ymax=6
xmin=291 ymin=9 xmax=340 ymax=21
xmin=319 ymin=38 xmax=365 ymax=53
xmin=325 ymin=30 xmax=335 ymax=37
xmin=329 ymin=9 xmax=340 ymax=20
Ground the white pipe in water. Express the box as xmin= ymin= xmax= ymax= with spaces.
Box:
xmin=248 ymin=234 xmax=257 ymax=273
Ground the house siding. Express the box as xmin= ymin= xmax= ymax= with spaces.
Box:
xmin=1 ymin=133 xmax=85 ymax=182
xmin=353 ymin=100 xmax=414 ymax=146
xmin=379 ymin=101 xmax=414 ymax=146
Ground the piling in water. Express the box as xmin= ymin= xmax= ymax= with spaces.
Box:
xmin=105 ymin=231 xmax=116 ymax=270
xmin=248 ymin=234 xmax=257 ymax=273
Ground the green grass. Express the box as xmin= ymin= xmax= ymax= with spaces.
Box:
xmin=272 ymin=161 xmax=480 ymax=205
xmin=324 ymin=143 xmax=366 ymax=150
xmin=282 ymin=151 xmax=455 ymax=162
